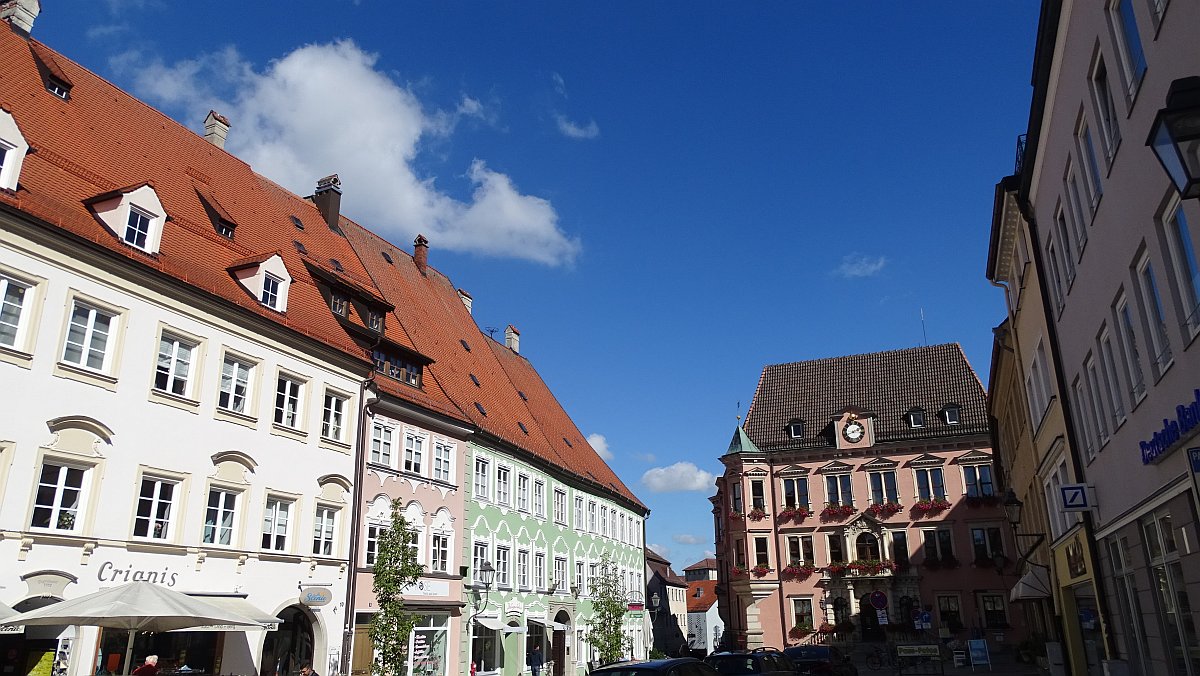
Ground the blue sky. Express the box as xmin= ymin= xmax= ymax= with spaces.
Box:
xmin=39 ymin=2 xmax=1040 ymax=569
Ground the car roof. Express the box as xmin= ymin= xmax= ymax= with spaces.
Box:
xmin=593 ymin=657 xmax=704 ymax=671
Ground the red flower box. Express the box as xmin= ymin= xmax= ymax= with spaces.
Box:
xmin=866 ymin=502 xmax=904 ymax=518
xmin=820 ymin=503 xmax=857 ymax=520
xmin=747 ymin=508 xmax=768 ymax=521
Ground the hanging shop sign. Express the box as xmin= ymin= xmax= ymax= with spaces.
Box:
xmin=300 ymin=587 xmax=333 ymax=607
xmin=1140 ymin=389 xmax=1200 ymax=464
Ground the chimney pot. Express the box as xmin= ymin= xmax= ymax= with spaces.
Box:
xmin=505 ymin=325 xmax=520 ymax=354
xmin=313 ymin=174 xmax=342 ymax=232
xmin=203 ymin=110 xmax=230 ymax=149
xmin=457 ymin=288 xmax=473 ymax=314
xmin=0 ymin=0 xmax=40 ymax=33
xmin=414 ymin=234 xmax=429 ymax=274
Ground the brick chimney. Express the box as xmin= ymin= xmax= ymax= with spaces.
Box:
xmin=0 ymin=0 xmax=40 ymax=33
xmin=505 ymin=325 xmax=520 ymax=354
xmin=203 ymin=110 xmax=230 ymax=149
xmin=457 ymin=288 xmax=473 ymax=314
xmin=413 ymin=234 xmax=429 ymax=275
xmin=313 ymin=175 xmax=342 ymax=232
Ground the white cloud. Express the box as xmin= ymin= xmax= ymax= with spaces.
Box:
xmin=111 ymin=41 xmax=580 ymax=266
xmin=835 ymin=254 xmax=888 ymax=278
xmin=647 ymin=543 xmax=670 ymax=558
xmin=587 ymin=433 xmax=613 ymax=461
xmin=703 ymin=550 xmax=716 ymax=559
xmin=551 ymin=72 xmax=568 ymax=97
xmin=86 ymin=23 xmax=129 ymax=40
xmin=641 ymin=462 xmax=716 ymax=493
xmin=555 ymin=113 xmax=600 ymax=140
xmin=634 ymin=452 xmax=657 ymax=463
xmin=673 ymin=534 xmax=704 ymax=545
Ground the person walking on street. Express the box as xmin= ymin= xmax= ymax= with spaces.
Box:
xmin=528 ymin=645 xmax=544 ymax=676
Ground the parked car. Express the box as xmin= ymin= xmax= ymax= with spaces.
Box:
xmin=590 ymin=657 xmax=721 ymax=676
xmin=781 ymin=645 xmax=858 ymax=676
xmin=704 ymin=649 xmax=795 ymax=676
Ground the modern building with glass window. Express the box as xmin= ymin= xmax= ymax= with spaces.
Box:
xmin=987 ymin=1 xmax=1200 ymax=674
xmin=713 ymin=345 xmax=1023 ymax=651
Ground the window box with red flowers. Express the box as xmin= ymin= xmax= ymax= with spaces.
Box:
xmin=824 ymin=562 xmax=848 ymax=577
xmin=847 ymin=559 xmax=897 ymax=575
xmin=728 ymin=511 xmax=745 ymax=522
xmin=750 ymin=565 xmax=772 ymax=578
xmin=820 ymin=503 xmax=857 ymax=520
xmin=788 ymin=624 xmax=814 ymax=640
xmin=912 ymin=498 xmax=952 ymax=514
xmin=777 ymin=505 xmax=812 ymax=522
xmin=731 ymin=565 xmax=748 ymax=576
xmin=782 ymin=562 xmax=818 ymax=578
xmin=866 ymin=501 xmax=904 ymax=518
xmin=747 ymin=507 xmax=769 ymax=521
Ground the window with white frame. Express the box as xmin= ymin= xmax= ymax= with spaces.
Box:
xmin=495 ymin=546 xmax=510 ymax=587
xmin=313 ymin=506 xmax=337 ymax=556
xmin=322 ymin=391 xmax=347 ymax=441
xmin=203 ymin=487 xmax=238 ymax=546
xmin=554 ymin=488 xmax=567 ymax=524
xmin=330 ymin=292 xmax=347 ymax=317
xmin=970 ymin=526 xmax=1004 ymax=562
xmin=124 ymin=207 xmax=154 ymax=249
xmin=601 ymin=505 xmax=609 ymax=537
xmin=433 ymin=440 xmax=452 ymax=482
xmin=1053 ymin=206 xmax=1079 ymax=282
xmin=261 ymin=497 xmax=292 ymax=551
xmin=825 ymin=534 xmax=843 ymax=564
xmin=0 ymin=273 xmax=32 ymax=349
xmin=869 ymin=470 xmax=899 ymax=504
xmin=825 ymin=473 xmax=852 ymax=506
xmin=404 ymin=432 xmax=424 ymax=474
xmin=431 ymin=532 xmax=450 ymax=573
xmin=496 ymin=467 xmax=510 ymax=506
xmin=922 ymin=529 xmax=954 ymax=562
xmin=941 ymin=404 xmax=961 ymax=425
xmin=1073 ymin=376 xmax=1100 ymax=460
xmin=731 ymin=482 xmax=744 ymax=513
xmin=474 ymin=458 xmax=490 ymax=500
xmin=31 ymin=462 xmax=87 ymax=531
xmin=981 ymin=594 xmax=1009 ymax=629
xmin=517 ymin=549 xmax=530 ymax=589
xmin=1085 ymin=355 xmax=1111 ymax=447
xmin=781 ymin=476 xmax=809 ymax=508
xmin=963 ymin=464 xmax=995 ymax=497
xmin=1063 ymin=176 xmax=1089 ymax=263
xmin=218 ymin=354 xmax=253 ymax=414
xmin=517 ymin=474 xmax=530 ymax=511
xmin=576 ymin=561 xmax=586 ymax=596
xmin=133 ymin=476 xmax=177 ymax=539
xmin=791 ymin=597 xmax=814 ymax=631
xmin=915 ymin=467 xmax=946 ymax=501
xmin=534 ymin=552 xmax=546 ymax=590
xmin=1115 ymin=293 xmax=1147 ymax=401
xmin=472 ymin=542 xmax=489 ymax=584
xmin=0 ymin=112 xmax=30 ymax=191
xmin=1108 ymin=0 xmax=1147 ymax=99
xmin=588 ymin=501 xmax=597 ymax=532
xmin=274 ymin=375 xmax=304 ymax=429
xmin=371 ymin=423 xmax=393 ymax=465
xmin=574 ymin=496 xmax=584 ymax=530
xmin=62 ymin=301 xmax=115 ymax=372
xmin=261 ymin=273 xmax=283 ymax=310
xmin=365 ymin=523 xmax=387 ymax=565
xmin=1136 ymin=254 xmax=1173 ymax=374
xmin=1163 ymin=199 xmax=1200 ymax=335
xmin=1090 ymin=55 xmax=1122 ymax=161
xmin=1108 ymin=535 xmax=1152 ymax=669
xmin=1044 ymin=454 xmax=1078 ymax=538
xmin=533 ymin=480 xmax=545 ymax=517
xmin=787 ymin=535 xmax=814 ymax=565
xmin=154 ymin=332 xmax=197 ymax=398
xmin=906 ymin=408 xmax=926 ymax=428
xmin=1098 ymin=327 xmax=1127 ymax=427
xmin=750 ymin=479 xmax=766 ymax=509
xmin=1076 ymin=119 xmax=1104 ymax=210
xmin=554 ymin=557 xmax=567 ymax=592
xmin=1046 ymin=239 xmax=1067 ymax=312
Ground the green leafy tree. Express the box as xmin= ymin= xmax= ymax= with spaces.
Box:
xmin=369 ymin=500 xmax=424 ymax=676
xmin=586 ymin=552 xmax=629 ymax=665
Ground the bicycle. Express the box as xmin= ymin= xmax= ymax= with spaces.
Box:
xmin=862 ymin=644 xmax=898 ymax=671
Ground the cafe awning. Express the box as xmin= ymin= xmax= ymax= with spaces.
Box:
xmin=182 ymin=594 xmax=282 ymax=631
xmin=502 ymin=625 xmax=527 ymax=634
xmin=475 ymin=616 xmax=506 ymax=631
xmin=1009 ymin=567 xmax=1052 ymax=602
xmin=528 ymin=617 xmax=569 ymax=631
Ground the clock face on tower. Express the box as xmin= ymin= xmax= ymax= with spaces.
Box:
xmin=842 ymin=420 xmax=866 ymax=443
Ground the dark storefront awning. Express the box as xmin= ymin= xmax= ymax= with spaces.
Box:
xmin=1009 ymin=567 xmax=1052 ymax=602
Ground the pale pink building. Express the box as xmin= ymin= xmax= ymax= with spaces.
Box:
xmin=714 ymin=345 xmax=1025 ymax=651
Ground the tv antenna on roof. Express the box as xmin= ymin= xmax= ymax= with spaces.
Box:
xmin=485 ymin=326 xmax=498 ymax=338
xmin=920 ymin=308 xmax=928 ymax=346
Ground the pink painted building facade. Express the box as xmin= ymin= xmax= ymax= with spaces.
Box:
xmin=713 ymin=345 xmax=1027 ymax=651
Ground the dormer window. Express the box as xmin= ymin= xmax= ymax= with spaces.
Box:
xmin=906 ymin=408 xmax=926 ymax=428
xmin=86 ymin=184 xmax=167 ymax=254
xmin=195 ymin=186 xmax=237 ymax=239
xmin=367 ymin=311 xmax=383 ymax=331
xmin=261 ymin=274 xmax=282 ymax=309
xmin=330 ymin=292 xmax=347 ymax=316
xmin=941 ymin=405 xmax=962 ymax=425
xmin=0 ymin=110 xmax=30 ymax=192
xmin=786 ymin=420 xmax=805 ymax=439
xmin=373 ymin=349 xmax=422 ymax=387
xmin=30 ymin=43 xmax=74 ymax=101
xmin=47 ymin=79 xmax=70 ymax=100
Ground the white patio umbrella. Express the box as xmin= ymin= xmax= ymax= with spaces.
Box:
xmin=0 ymin=582 xmax=260 ymax=675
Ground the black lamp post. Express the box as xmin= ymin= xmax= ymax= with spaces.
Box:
xmin=1148 ymin=76 xmax=1200 ymax=199
xmin=467 ymin=561 xmax=496 ymax=671
xmin=1002 ymin=489 xmax=1046 ymax=571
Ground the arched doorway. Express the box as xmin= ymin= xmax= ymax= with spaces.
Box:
xmin=260 ymin=606 xmax=314 ymax=676
xmin=858 ymin=594 xmax=884 ymax=643
xmin=551 ymin=611 xmax=570 ymax=676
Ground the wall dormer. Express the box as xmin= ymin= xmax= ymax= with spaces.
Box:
xmin=834 ymin=407 xmax=875 ymax=450
xmin=86 ymin=183 xmax=167 ymax=254
xmin=228 ymin=253 xmax=292 ymax=312
xmin=0 ymin=108 xmax=29 ymax=192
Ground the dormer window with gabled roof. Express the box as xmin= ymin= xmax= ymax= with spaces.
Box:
xmin=86 ymin=183 xmax=167 ymax=254
xmin=30 ymin=43 xmax=73 ymax=101
xmin=0 ymin=109 xmax=30 ymax=192
xmin=906 ymin=408 xmax=926 ymax=428
xmin=228 ymin=253 xmax=292 ymax=313
xmin=195 ymin=186 xmax=236 ymax=239
xmin=373 ymin=348 xmax=422 ymax=387
xmin=330 ymin=292 xmax=348 ymax=317
xmin=941 ymin=404 xmax=962 ymax=425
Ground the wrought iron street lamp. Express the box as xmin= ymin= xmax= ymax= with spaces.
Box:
xmin=1002 ymin=489 xmax=1046 ymax=571
xmin=1148 ymin=77 xmax=1200 ymax=199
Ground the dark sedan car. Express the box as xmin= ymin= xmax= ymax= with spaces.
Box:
xmin=703 ymin=650 xmax=795 ymax=676
xmin=590 ymin=657 xmax=721 ymax=676
xmin=781 ymin=645 xmax=858 ymax=676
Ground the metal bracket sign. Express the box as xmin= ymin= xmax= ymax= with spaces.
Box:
xmin=1060 ymin=484 xmax=1093 ymax=512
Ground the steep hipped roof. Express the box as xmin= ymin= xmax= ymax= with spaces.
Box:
xmin=683 ymin=558 xmax=717 ymax=572
xmin=743 ymin=343 xmax=988 ymax=452
xmin=687 ymin=581 xmax=719 ymax=613
xmin=342 ymin=223 xmax=646 ymax=512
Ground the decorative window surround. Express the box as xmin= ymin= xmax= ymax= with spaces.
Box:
xmin=229 ymin=253 xmax=292 ymax=313
xmin=0 ymin=265 xmax=45 ymax=366
xmin=0 ymin=109 xmax=30 ymax=192
xmin=86 ymin=184 xmax=167 ymax=254
xmin=55 ymin=292 xmax=127 ymax=391
xmin=216 ymin=349 xmax=259 ymax=423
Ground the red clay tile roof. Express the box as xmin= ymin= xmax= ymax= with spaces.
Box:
xmin=683 ymin=558 xmax=718 ymax=572
xmin=343 ymin=223 xmax=646 ymax=512
xmin=743 ymin=343 xmax=988 ymax=452
xmin=687 ymin=581 xmax=719 ymax=613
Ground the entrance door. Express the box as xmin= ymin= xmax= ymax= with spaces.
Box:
xmin=350 ymin=626 xmax=372 ymax=676
xmin=551 ymin=631 xmax=565 ymax=676
xmin=859 ymin=594 xmax=884 ymax=642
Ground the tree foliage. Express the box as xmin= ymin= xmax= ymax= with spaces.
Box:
xmin=585 ymin=552 xmax=629 ymax=665
xmin=369 ymin=500 xmax=424 ymax=676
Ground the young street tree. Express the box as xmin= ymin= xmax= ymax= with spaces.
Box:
xmin=586 ymin=551 xmax=630 ymax=665
xmin=369 ymin=500 xmax=424 ymax=676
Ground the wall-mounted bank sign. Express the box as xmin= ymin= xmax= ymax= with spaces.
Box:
xmin=1140 ymin=389 xmax=1200 ymax=465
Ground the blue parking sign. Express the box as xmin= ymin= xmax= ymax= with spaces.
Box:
xmin=1189 ymin=448 xmax=1200 ymax=473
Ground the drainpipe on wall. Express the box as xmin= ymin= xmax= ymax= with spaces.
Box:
xmin=341 ymin=353 xmax=381 ymax=675
xmin=767 ymin=471 xmax=789 ymax=645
